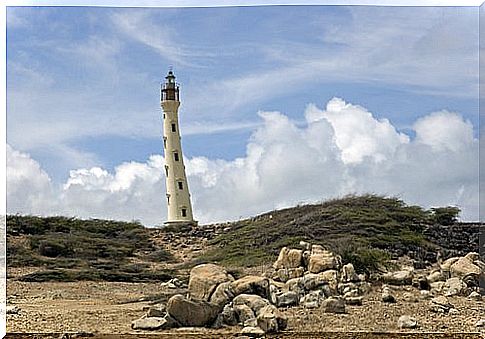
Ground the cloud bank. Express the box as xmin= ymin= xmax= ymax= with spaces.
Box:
xmin=7 ymin=98 xmax=478 ymax=226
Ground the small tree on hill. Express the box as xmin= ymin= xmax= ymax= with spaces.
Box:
xmin=430 ymin=206 xmax=460 ymax=226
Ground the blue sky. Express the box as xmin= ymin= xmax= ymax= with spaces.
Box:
xmin=6 ymin=5 xmax=480 ymax=224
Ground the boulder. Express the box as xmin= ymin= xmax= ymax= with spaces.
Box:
xmin=284 ymin=277 xmax=304 ymax=294
xmin=233 ymin=294 xmax=271 ymax=316
xmin=450 ymin=257 xmax=481 ymax=279
xmin=273 ymin=247 xmax=289 ymax=269
xmin=427 ymin=270 xmax=445 ymax=283
xmin=188 ymin=264 xmax=234 ymax=301
xmin=275 ymin=291 xmax=299 ymax=307
xmin=341 ymin=263 xmax=359 ymax=283
xmin=308 ymin=253 xmax=339 ymax=273
xmin=429 ymin=281 xmax=445 ymax=293
xmin=300 ymin=290 xmax=324 ymax=309
xmin=398 ymin=315 xmax=417 ymax=329
xmin=322 ymin=297 xmax=346 ymax=313
xmin=231 ymin=276 xmax=270 ymax=299
xmin=256 ymin=305 xmax=288 ymax=333
xmin=275 ymin=267 xmax=304 ymax=282
xmin=464 ymin=252 xmax=480 ymax=262
xmin=302 ymin=270 xmax=338 ymax=291
xmin=131 ymin=316 xmax=175 ymax=330
xmin=166 ymin=294 xmax=220 ymax=327
xmin=209 ymin=281 xmax=235 ymax=307
xmin=443 ymin=277 xmax=467 ymax=297
xmin=234 ymin=304 xmax=256 ymax=324
xmin=440 ymin=257 xmax=460 ymax=274
xmin=213 ymin=304 xmax=238 ymax=327
xmin=382 ymin=269 xmax=413 ymax=285
xmin=273 ymin=248 xmax=303 ymax=269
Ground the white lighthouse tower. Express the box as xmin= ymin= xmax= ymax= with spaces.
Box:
xmin=161 ymin=70 xmax=196 ymax=226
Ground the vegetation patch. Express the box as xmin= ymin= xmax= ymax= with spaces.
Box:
xmin=7 ymin=215 xmax=175 ymax=282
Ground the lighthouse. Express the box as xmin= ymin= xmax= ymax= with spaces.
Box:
xmin=161 ymin=70 xmax=196 ymax=226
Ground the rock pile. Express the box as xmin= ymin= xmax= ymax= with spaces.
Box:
xmin=132 ymin=243 xmax=370 ymax=334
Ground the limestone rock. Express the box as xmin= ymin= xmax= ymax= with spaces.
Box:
xmin=276 ymin=267 xmax=304 ymax=282
xmin=146 ymin=304 xmax=166 ymax=318
xmin=284 ymin=277 xmax=304 ymax=294
xmin=234 ymin=304 xmax=256 ymax=324
xmin=166 ymin=294 xmax=220 ymax=327
xmin=441 ymin=257 xmax=460 ymax=273
xmin=429 ymin=281 xmax=445 ymax=293
xmin=381 ymin=286 xmax=396 ymax=303
xmin=427 ymin=270 xmax=445 ymax=284
xmin=213 ymin=303 xmax=237 ymax=327
xmin=273 ymin=248 xmax=303 ymax=270
xmin=443 ymin=277 xmax=467 ymax=297
xmin=308 ymin=252 xmax=339 ymax=274
xmin=302 ymin=270 xmax=338 ymax=292
xmin=132 ymin=316 xmax=173 ymax=330
xmin=322 ymin=297 xmax=346 ymax=313
xmin=256 ymin=305 xmax=288 ymax=333
xmin=398 ymin=315 xmax=417 ymax=329
xmin=209 ymin=281 xmax=235 ymax=307
xmin=341 ymin=263 xmax=359 ymax=283
xmin=468 ymin=291 xmax=482 ymax=301
xmin=231 ymin=276 xmax=270 ymax=299
xmin=300 ymin=290 xmax=324 ymax=309
xmin=241 ymin=326 xmax=265 ymax=336
xmin=464 ymin=252 xmax=480 ymax=262
xmin=382 ymin=269 xmax=413 ymax=285
xmin=188 ymin=264 xmax=234 ymax=301
xmin=276 ymin=291 xmax=299 ymax=307
xmin=233 ymin=294 xmax=271 ymax=316
xmin=450 ymin=257 xmax=481 ymax=279
xmin=430 ymin=296 xmax=453 ymax=313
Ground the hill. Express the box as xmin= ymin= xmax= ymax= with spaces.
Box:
xmin=6 ymin=195 xmax=481 ymax=281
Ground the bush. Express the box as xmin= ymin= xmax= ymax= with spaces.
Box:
xmin=430 ymin=207 xmax=460 ymax=226
xmin=38 ymin=239 xmax=73 ymax=257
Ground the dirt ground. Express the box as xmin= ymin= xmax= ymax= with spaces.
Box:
xmin=6 ymin=267 xmax=485 ymax=338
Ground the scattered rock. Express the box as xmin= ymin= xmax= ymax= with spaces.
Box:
xmin=398 ymin=315 xmax=417 ymax=329
xmin=443 ymin=277 xmax=467 ymax=296
xmin=275 ymin=291 xmax=299 ymax=307
xmin=273 ymin=247 xmax=303 ymax=269
xmin=468 ymin=291 xmax=482 ymax=301
xmin=188 ymin=264 xmax=234 ymax=301
xmin=231 ymin=276 xmax=270 ymax=299
xmin=300 ymin=290 xmax=324 ymax=309
xmin=166 ymin=294 xmax=220 ymax=327
xmin=256 ymin=305 xmax=287 ymax=333
xmin=450 ymin=257 xmax=481 ymax=279
xmin=209 ymin=281 xmax=236 ymax=307
xmin=341 ymin=263 xmax=359 ymax=283
xmin=234 ymin=304 xmax=256 ymax=325
xmin=233 ymin=294 xmax=271 ymax=316
xmin=322 ymin=297 xmax=346 ymax=313
xmin=308 ymin=252 xmax=339 ymax=274
xmin=427 ymin=270 xmax=446 ymax=283
xmin=382 ymin=269 xmax=413 ymax=285
xmin=241 ymin=326 xmax=265 ymax=336
xmin=430 ymin=296 xmax=453 ymax=313
xmin=275 ymin=267 xmax=304 ymax=282
xmin=131 ymin=316 xmax=171 ymax=330
xmin=381 ymin=286 xmax=396 ymax=303
xmin=146 ymin=304 xmax=166 ymax=318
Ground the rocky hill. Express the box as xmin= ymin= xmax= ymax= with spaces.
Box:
xmin=6 ymin=195 xmax=483 ymax=282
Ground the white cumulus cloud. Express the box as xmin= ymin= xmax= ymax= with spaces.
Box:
xmin=6 ymin=98 xmax=479 ymax=225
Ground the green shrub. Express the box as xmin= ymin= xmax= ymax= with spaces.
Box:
xmin=430 ymin=207 xmax=460 ymax=226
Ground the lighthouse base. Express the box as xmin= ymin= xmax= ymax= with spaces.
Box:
xmin=163 ymin=220 xmax=198 ymax=230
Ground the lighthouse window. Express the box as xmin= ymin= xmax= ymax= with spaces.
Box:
xmin=174 ymin=152 xmax=179 ymax=161
xmin=171 ymin=123 xmax=176 ymax=132
xmin=163 ymin=137 xmax=167 ymax=149
xmin=181 ymin=208 xmax=187 ymax=217
xmin=165 ymin=165 xmax=169 ymax=177
xmin=163 ymin=114 xmax=166 ymax=119
xmin=166 ymin=194 xmax=170 ymax=205
xmin=178 ymin=181 xmax=183 ymax=190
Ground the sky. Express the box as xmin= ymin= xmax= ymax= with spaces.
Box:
xmin=6 ymin=4 xmax=480 ymax=226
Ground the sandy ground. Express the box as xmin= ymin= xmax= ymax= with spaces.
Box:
xmin=6 ymin=268 xmax=485 ymax=337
